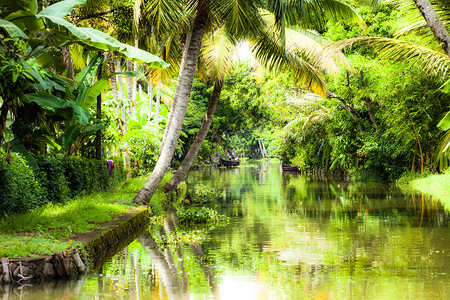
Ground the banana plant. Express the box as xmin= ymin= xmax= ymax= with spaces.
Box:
xmin=0 ymin=0 xmax=167 ymax=162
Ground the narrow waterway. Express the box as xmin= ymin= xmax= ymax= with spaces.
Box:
xmin=4 ymin=161 xmax=450 ymax=299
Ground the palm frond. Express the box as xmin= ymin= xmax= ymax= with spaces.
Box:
xmin=434 ymin=129 xmax=450 ymax=171
xmin=251 ymin=28 xmax=328 ymax=96
xmin=133 ymin=0 xmax=143 ymax=35
xmin=201 ymin=26 xmax=236 ymax=81
xmin=284 ymin=117 xmax=307 ymax=131
xmin=143 ymin=0 xmax=185 ymax=36
xmin=285 ymin=0 xmax=365 ymax=30
xmin=302 ymin=110 xmax=330 ymax=131
xmin=212 ymin=0 xmax=264 ymax=40
xmin=395 ymin=0 xmax=450 ymax=37
xmin=323 ymin=37 xmax=450 ymax=77
xmin=265 ymin=0 xmax=286 ymax=41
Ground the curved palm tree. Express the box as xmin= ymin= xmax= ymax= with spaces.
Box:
xmin=163 ymin=17 xmax=353 ymax=193
xmin=133 ymin=0 xmax=363 ymax=204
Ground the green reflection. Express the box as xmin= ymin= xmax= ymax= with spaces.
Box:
xmin=2 ymin=161 xmax=448 ymax=299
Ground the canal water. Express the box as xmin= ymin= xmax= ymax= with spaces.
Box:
xmin=4 ymin=161 xmax=450 ymax=299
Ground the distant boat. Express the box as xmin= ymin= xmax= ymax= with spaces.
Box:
xmin=281 ymin=165 xmax=299 ymax=171
xmin=219 ymin=157 xmax=240 ymax=167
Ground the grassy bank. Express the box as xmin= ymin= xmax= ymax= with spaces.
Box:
xmin=409 ymin=171 xmax=450 ymax=210
xmin=0 ymin=176 xmax=153 ymax=258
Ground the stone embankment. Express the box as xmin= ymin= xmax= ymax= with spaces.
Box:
xmin=0 ymin=207 xmax=149 ymax=284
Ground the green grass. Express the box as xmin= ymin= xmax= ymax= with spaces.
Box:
xmin=410 ymin=170 xmax=450 ymax=210
xmin=0 ymin=234 xmax=75 ymax=258
xmin=0 ymin=176 xmax=153 ymax=258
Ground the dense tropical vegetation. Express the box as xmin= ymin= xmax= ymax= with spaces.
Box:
xmin=1 ymin=0 xmax=450 ymax=215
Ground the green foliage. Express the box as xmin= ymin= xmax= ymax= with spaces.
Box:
xmin=408 ymin=170 xmax=450 ymax=211
xmin=0 ymin=177 xmax=139 ymax=257
xmin=126 ymin=128 xmax=161 ymax=176
xmin=186 ymin=184 xmax=222 ymax=204
xmin=0 ymin=151 xmax=46 ymax=216
xmin=0 ymin=234 xmax=73 ymax=258
xmin=61 ymin=156 xmax=110 ymax=197
xmin=176 ymin=207 xmax=229 ymax=227
xmin=36 ymin=156 xmax=70 ymax=203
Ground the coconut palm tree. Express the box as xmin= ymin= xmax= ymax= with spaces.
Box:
xmin=133 ymin=0 xmax=363 ymax=204
xmin=163 ymin=17 xmax=351 ymax=193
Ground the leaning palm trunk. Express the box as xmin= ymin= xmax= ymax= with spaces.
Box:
xmin=160 ymin=31 xmax=193 ymax=156
xmin=414 ymin=0 xmax=450 ymax=57
xmin=164 ymin=79 xmax=222 ymax=193
xmin=138 ymin=232 xmax=183 ymax=298
xmin=133 ymin=8 xmax=209 ymax=204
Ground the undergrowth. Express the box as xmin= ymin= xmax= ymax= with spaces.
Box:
xmin=0 ymin=176 xmax=151 ymax=258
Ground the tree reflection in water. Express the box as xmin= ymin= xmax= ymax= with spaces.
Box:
xmin=138 ymin=208 xmax=220 ymax=300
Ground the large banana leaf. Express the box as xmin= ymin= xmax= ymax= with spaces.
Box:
xmin=62 ymin=125 xmax=81 ymax=148
xmin=3 ymin=0 xmax=168 ymax=69
xmin=78 ymin=79 xmax=109 ymax=109
xmin=4 ymin=10 xmax=43 ymax=31
xmin=25 ymin=92 xmax=66 ymax=112
xmin=38 ymin=0 xmax=86 ymax=18
xmin=437 ymin=111 xmax=450 ymax=131
xmin=65 ymin=102 xmax=89 ymax=126
xmin=25 ymin=92 xmax=90 ymax=126
xmin=1 ymin=139 xmax=39 ymax=171
xmin=82 ymin=123 xmax=104 ymax=135
xmin=75 ymin=53 xmax=103 ymax=87
xmin=0 ymin=19 xmax=28 ymax=38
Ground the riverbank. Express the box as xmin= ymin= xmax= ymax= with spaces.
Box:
xmin=0 ymin=176 xmax=153 ymax=259
xmin=408 ymin=171 xmax=450 ymax=210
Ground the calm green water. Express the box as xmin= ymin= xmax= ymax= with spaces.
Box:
xmin=3 ymin=161 xmax=450 ymax=299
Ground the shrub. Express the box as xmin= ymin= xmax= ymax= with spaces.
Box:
xmin=0 ymin=152 xmax=126 ymax=217
xmin=177 ymin=207 xmax=229 ymax=226
xmin=186 ymin=184 xmax=222 ymax=204
xmin=61 ymin=157 xmax=86 ymax=197
xmin=109 ymin=157 xmax=126 ymax=187
xmin=0 ymin=152 xmax=46 ymax=216
xmin=127 ymin=130 xmax=160 ymax=176
xmin=36 ymin=156 xmax=70 ymax=203
xmin=62 ymin=157 xmax=116 ymax=197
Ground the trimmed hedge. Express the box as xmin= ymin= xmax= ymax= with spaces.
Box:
xmin=0 ymin=152 xmax=126 ymax=217
xmin=0 ymin=153 xmax=46 ymax=215
xmin=37 ymin=156 xmax=70 ymax=203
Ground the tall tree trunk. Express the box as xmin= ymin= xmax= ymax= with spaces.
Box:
xmin=95 ymin=92 xmax=102 ymax=160
xmin=117 ymin=58 xmax=127 ymax=134
xmin=133 ymin=8 xmax=209 ymax=204
xmin=164 ymin=80 xmax=222 ymax=193
xmin=133 ymin=39 xmax=138 ymax=106
xmin=147 ymin=78 xmax=153 ymax=124
xmin=154 ymin=80 xmax=162 ymax=133
xmin=109 ymin=54 xmax=120 ymax=115
xmin=61 ymin=46 xmax=75 ymax=80
xmin=160 ymin=31 xmax=193 ymax=156
xmin=95 ymin=54 xmax=103 ymax=160
xmin=415 ymin=0 xmax=450 ymax=57
xmin=126 ymin=59 xmax=134 ymax=113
